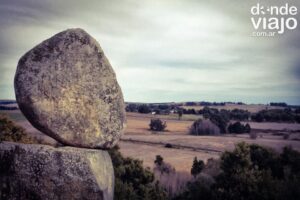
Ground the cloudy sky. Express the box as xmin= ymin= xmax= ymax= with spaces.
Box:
xmin=0 ymin=0 xmax=299 ymax=104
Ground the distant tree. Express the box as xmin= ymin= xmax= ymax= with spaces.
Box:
xmin=126 ymin=103 xmax=138 ymax=112
xmin=154 ymin=155 xmax=175 ymax=175
xmin=189 ymin=119 xmax=220 ymax=135
xmin=178 ymin=109 xmax=183 ymax=120
xmin=208 ymin=113 xmax=229 ymax=134
xmin=149 ymin=118 xmax=167 ymax=132
xmin=252 ymin=109 xmax=296 ymax=123
xmin=174 ymin=143 xmax=300 ymax=200
xmin=186 ymin=102 xmax=197 ymax=106
xmin=228 ymin=122 xmax=251 ymax=134
xmin=191 ymin=157 xmax=205 ymax=178
xmin=155 ymin=155 xmax=164 ymax=166
xmin=138 ymin=104 xmax=151 ymax=114
xmin=270 ymin=102 xmax=288 ymax=107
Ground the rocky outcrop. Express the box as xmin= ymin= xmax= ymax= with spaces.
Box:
xmin=14 ymin=28 xmax=125 ymax=149
xmin=0 ymin=141 xmax=114 ymax=200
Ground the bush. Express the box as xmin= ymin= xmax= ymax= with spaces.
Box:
xmin=165 ymin=143 xmax=173 ymax=148
xmin=176 ymin=143 xmax=300 ymax=200
xmin=0 ymin=114 xmax=34 ymax=143
xmin=249 ymin=132 xmax=257 ymax=139
xmin=207 ymin=113 xmax=229 ymax=134
xmin=154 ymin=155 xmax=175 ymax=175
xmin=227 ymin=122 xmax=251 ymax=134
xmin=153 ymin=156 xmax=191 ymax=197
xmin=149 ymin=118 xmax=167 ymax=132
xmin=215 ymin=143 xmax=300 ymax=200
xmin=283 ymin=134 xmax=290 ymax=140
xmin=189 ymin=119 xmax=220 ymax=135
xmin=108 ymin=146 xmax=168 ymax=200
xmin=191 ymin=157 xmax=204 ymax=178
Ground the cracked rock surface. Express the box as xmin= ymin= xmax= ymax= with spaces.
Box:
xmin=0 ymin=141 xmax=114 ymax=200
xmin=14 ymin=28 xmax=126 ymax=149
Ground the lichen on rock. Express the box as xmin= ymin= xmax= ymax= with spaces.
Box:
xmin=0 ymin=141 xmax=114 ymax=200
xmin=14 ymin=28 xmax=126 ymax=149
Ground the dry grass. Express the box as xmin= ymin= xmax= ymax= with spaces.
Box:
xmin=2 ymin=109 xmax=299 ymax=173
xmin=119 ymin=141 xmax=219 ymax=171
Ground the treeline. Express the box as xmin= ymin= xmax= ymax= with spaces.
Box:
xmin=126 ymin=103 xmax=175 ymax=114
xmin=0 ymin=106 xmax=18 ymax=110
xmin=0 ymin=100 xmax=18 ymax=110
xmin=174 ymin=143 xmax=300 ymax=200
xmin=127 ymin=102 xmax=300 ymax=123
xmin=0 ymin=100 xmax=16 ymax=105
xmin=252 ymin=108 xmax=300 ymax=123
xmin=270 ymin=102 xmax=288 ymax=107
xmin=109 ymin=142 xmax=300 ymax=200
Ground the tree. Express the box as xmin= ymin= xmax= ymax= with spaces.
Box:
xmin=207 ymin=113 xmax=229 ymax=134
xmin=155 ymin=155 xmax=164 ymax=166
xmin=178 ymin=109 xmax=183 ymax=120
xmin=126 ymin=103 xmax=138 ymax=112
xmin=154 ymin=155 xmax=175 ymax=175
xmin=191 ymin=157 xmax=204 ymax=178
xmin=138 ymin=104 xmax=151 ymax=114
xmin=189 ymin=119 xmax=220 ymax=135
xmin=175 ymin=143 xmax=300 ymax=200
xmin=108 ymin=146 xmax=168 ymax=200
xmin=149 ymin=118 xmax=167 ymax=132
xmin=227 ymin=122 xmax=251 ymax=134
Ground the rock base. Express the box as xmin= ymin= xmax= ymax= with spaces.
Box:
xmin=0 ymin=142 xmax=114 ymax=200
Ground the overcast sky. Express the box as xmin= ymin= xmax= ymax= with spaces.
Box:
xmin=0 ymin=0 xmax=299 ymax=104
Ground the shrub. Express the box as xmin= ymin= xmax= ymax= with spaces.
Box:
xmin=153 ymin=155 xmax=191 ymax=197
xmin=108 ymin=146 xmax=167 ymax=200
xmin=149 ymin=118 xmax=167 ymax=132
xmin=189 ymin=119 xmax=220 ymax=135
xmin=249 ymin=132 xmax=257 ymax=139
xmin=154 ymin=155 xmax=175 ymax=175
xmin=155 ymin=155 xmax=164 ymax=166
xmin=165 ymin=143 xmax=173 ymax=148
xmin=228 ymin=122 xmax=251 ymax=134
xmin=0 ymin=114 xmax=34 ymax=143
xmin=176 ymin=143 xmax=300 ymax=200
xmin=191 ymin=157 xmax=204 ymax=178
xmin=283 ymin=134 xmax=290 ymax=140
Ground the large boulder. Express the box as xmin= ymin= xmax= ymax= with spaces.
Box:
xmin=0 ymin=141 xmax=114 ymax=200
xmin=14 ymin=28 xmax=126 ymax=149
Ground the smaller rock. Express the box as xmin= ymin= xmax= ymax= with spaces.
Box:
xmin=0 ymin=141 xmax=114 ymax=200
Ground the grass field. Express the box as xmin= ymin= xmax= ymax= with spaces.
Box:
xmin=1 ymin=109 xmax=300 ymax=172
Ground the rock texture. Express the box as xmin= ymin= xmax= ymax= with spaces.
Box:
xmin=14 ymin=28 xmax=125 ymax=149
xmin=0 ymin=141 xmax=114 ymax=200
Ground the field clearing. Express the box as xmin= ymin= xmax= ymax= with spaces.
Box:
xmin=119 ymin=141 xmax=219 ymax=171
xmin=122 ymin=134 xmax=300 ymax=152
xmin=1 ymin=109 xmax=300 ymax=172
xmin=126 ymin=112 xmax=300 ymax=135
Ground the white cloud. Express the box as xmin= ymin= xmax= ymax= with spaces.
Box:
xmin=0 ymin=0 xmax=299 ymax=104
